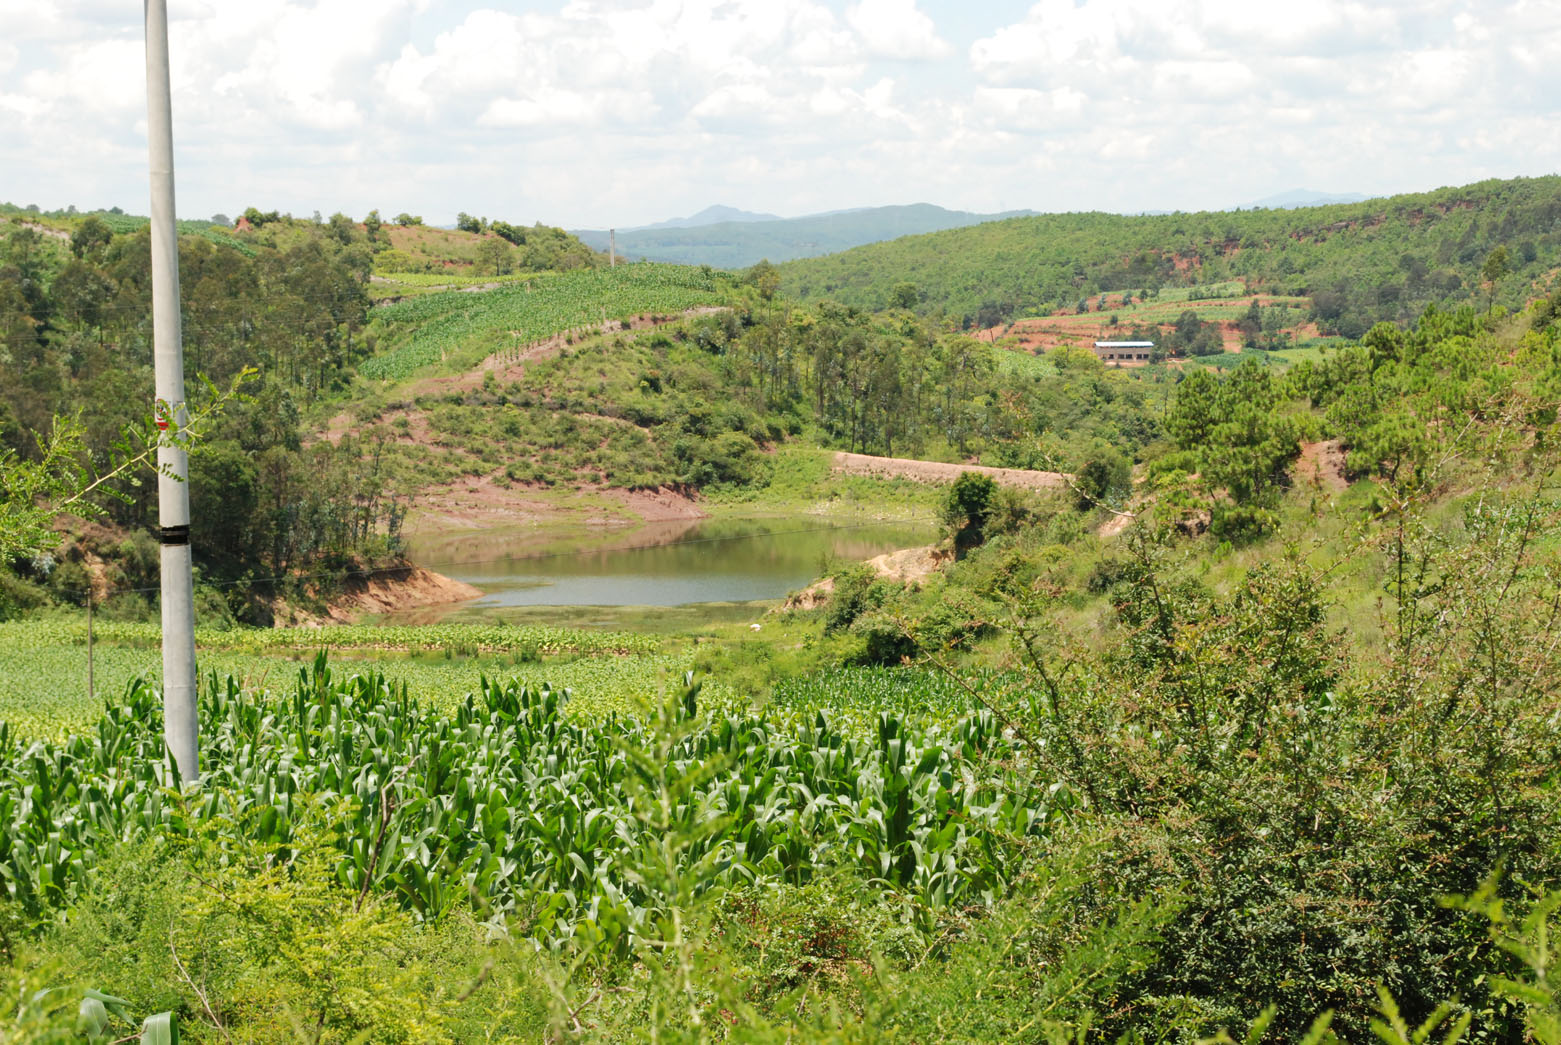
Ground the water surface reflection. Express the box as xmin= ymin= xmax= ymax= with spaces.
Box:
xmin=402 ymin=516 xmax=935 ymax=617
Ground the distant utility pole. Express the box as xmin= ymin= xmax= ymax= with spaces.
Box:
xmin=609 ymin=228 xmax=616 ymax=267
xmin=145 ymin=0 xmax=199 ymax=785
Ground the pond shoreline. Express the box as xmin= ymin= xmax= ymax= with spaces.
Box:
xmin=390 ymin=516 xmax=939 ymax=626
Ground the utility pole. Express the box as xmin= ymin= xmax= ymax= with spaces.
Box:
xmin=145 ymin=0 xmax=199 ymax=784
xmin=86 ymin=590 xmax=94 ymax=703
xmin=609 ymin=228 xmax=616 ymax=267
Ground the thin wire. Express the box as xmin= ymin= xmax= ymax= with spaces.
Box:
xmin=56 ymin=515 xmax=938 ymax=600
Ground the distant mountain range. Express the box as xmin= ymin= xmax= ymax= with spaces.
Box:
xmin=633 ymin=205 xmax=781 ymax=230
xmin=574 ymin=203 xmax=1037 ymax=268
xmin=574 ymin=193 xmax=1370 ymax=267
xmin=1244 ymin=189 xmax=1370 ymax=210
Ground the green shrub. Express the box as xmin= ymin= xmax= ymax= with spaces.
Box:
xmin=0 ymin=569 xmax=49 ymax=621
xmin=848 ymin=610 xmax=917 ymax=665
xmin=1075 ymin=446 xmax=1131 ymax=510
xmin=941 ymin=472 xmax=998 ymax=554
xmin=823 ymin=564 xmax=892 ymax=634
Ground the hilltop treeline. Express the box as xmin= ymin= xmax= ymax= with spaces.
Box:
xmin=782 ymin=175 xmax=1561 ymax=335
xmin=668 ymin=301 xmax=1157 ymax=467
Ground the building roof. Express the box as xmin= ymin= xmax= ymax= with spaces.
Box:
xmin=1094 ymin=341 xmax=1155 ymax=348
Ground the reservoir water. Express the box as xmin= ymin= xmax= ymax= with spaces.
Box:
xmin=398 ymin=516 xmax=935 ymax=626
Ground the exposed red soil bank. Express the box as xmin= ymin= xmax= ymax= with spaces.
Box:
xmin=318 ymin=564 xmax=482 ymax=623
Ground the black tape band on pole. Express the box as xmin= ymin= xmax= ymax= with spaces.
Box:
xmin=159 ymin=524 xmax=191 ymax=546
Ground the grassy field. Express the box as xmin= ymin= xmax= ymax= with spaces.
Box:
xmin=1170 ymin=341 xmax=1347 ymax=372
xmin=0 ymin=625 xmax=711 ymax=739
xmin=990 ymin=346 xmax=1059 ymax=379
xmin=1147 ymin=280 xmax=1246 ymax=301
xmin=701 ymin=444 xmax=944 ymax=520
xmin=1022 ymin=297 xmax=1311 ymax=329
xmin=0 ymin=619 xmax=686 ymax=737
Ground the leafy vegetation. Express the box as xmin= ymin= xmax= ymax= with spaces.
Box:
xmin=0 ymin=639 xmax=699 ymax=742
xmin=0 ymin=211 xmax=408 ymax=621
xmin=375 ymin=219 xmax=598 ymax=276
xmin=0 ymin=206 xmax=621 ymax=622
xmin=0 ymin=659 xmax=1042 ymax=972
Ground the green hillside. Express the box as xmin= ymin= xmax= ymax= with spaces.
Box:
xmin=349 ymin=282 xmax=1159 ymax=498
xmin=781 ymin=176 xmax=1561 ymax=334
xmin=575 ymin=203 xmax=1036 ymax=267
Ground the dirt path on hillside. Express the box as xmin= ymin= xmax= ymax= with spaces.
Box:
xmin=19 ymin=221 xmax=69 ymax=241
xmin=406 ymin=305 xmax=731 ymax=397
xmin=832 ymin=452 xmax=1069 ymax=490
xmin=321 ymin=304 xmax=731 ymax=446
xmin=1295 ymin=439 xmax=1348 ymax=493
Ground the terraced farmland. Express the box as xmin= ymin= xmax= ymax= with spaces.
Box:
xmin=361 ymin=264 xmax=728 ymax=381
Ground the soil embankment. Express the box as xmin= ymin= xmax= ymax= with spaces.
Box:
xmin=783 ymin=543 xmax=952 ymax=611
xmin=315 ymin=564 xmax=482 ymax=623
xmin=614 ymin=485 xmax=707 ymax=522
xmin=832 ymin=452 xmax=1068 ymax=491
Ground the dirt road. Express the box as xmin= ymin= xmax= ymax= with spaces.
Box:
xmin=831 ymin=452 xmax=1069 ymax=490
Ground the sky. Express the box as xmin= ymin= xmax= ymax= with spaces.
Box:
xmin=2 ymin=0 xmax=1560 ymax=229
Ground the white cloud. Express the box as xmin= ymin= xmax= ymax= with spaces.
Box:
xmin=958 ymin=0 xmax=1561 ymax=212
xmin=1150 ymin=59 xmax=1257 ymax=102
xmin=847 ymin=0 xmax=950 ymax=60
xmin=690 ymin=83 xmax=785 ymax=125
xmin=480 ymin=87 xmax=657 ymax=129
xmin=373 ymin=0 xmax=878 ymax=136
xmin=22 ymin=39 xmax=144 ymax=116
xmin=2 ymin=1 xmax=1560 ymax=227
xmin=0 ymin=92 xmax=44 ymax=119
xmin=0 ymin=1 xmax=80 ymax=42
xmin=971 ymin=86 xmax=1087 ymax=132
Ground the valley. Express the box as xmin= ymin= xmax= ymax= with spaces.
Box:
xmin=3 ymin=176 xmax=1561 ymax=1041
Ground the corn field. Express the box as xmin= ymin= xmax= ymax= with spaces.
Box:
xmin=0 ymin=656 xmax=1058 ymax=956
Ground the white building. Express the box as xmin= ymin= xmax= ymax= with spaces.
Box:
xmin=1093 ymin=340 xmax=1156 ymax=362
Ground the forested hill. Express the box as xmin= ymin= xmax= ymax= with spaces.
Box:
xmin=574 ymin=203 xmax=1037 ymax=268
xmin=780 ymin=176 xmax=1561 ymax=334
